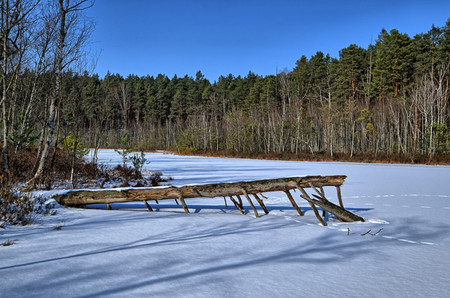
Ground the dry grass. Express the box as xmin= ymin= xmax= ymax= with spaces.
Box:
xmin=173 ymin=149 xmax=450 ymax=165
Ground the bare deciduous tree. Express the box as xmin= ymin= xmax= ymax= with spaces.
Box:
xmin=28 ymin=0 xmax=94 ymax=185
xmin=1 ymin=0 xmax=40 ymax=172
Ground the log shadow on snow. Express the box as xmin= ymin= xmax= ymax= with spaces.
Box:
xmin=86 ymin=203 xmax=373 ymax=226
xmin=4 ymin=214 xmax=449 ymax=297
xmin=77 ymin=219 xmax=450 ymax=297
xmin=0 ymin=208 xmax=374 ymax=276
xmin=0 ymin=216 xmax=310 ymax=271
xmin=85 ymin=202 xmax=372 ymax=219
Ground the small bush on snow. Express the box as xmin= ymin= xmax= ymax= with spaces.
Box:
xmin=0 ymin=175 xmax=54 ymax=226
xmin=127 ymin=151 xmax=147 ymax=177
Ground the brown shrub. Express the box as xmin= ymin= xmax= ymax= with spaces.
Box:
xmin=0 ymin=174 xmax=54 ymax=225
xmin=111 ymin=165 xmax=141 ymax=182
xmin=0 ymin=146 xmax=89 ymax=186
xmin=174 ymin=148 xmax=450 ymax=165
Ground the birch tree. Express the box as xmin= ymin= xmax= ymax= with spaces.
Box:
xmin=1 ymin=0 xmax=39 ymax=172
xmin=28 ymin=0 xmax=93 ymax=185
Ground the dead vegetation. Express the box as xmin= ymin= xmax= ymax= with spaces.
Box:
xmin=1 ymin=239 xmax=18 ymax=247
xmin=0 ymin=173 xmax=56 ymax=226
xmin=0 ymin=146 xmax=165 ymax=227
xmin=174 ymin=149 xmax=450 ymax=165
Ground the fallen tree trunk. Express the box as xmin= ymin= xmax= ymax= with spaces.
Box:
xmin=54 ymin=176 xmax=346 ymax=205
xmin=53 ymin=175 xmax=365 ymax=225
xmin=296 ymin=185 xmax=364 ymax=223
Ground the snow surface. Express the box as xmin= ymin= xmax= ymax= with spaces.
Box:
xmin=1 ymin=149 xmax=450 ymax=297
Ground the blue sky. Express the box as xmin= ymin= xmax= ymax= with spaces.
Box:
xmin=86 ymin=0 xmax=450 ymax=82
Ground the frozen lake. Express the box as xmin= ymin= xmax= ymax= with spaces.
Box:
xmin=1 ymin=150 xmax=450 ymax=297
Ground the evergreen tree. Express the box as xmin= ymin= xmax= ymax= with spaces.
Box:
xmin=373 ymin=29 xmax=414 ymax=97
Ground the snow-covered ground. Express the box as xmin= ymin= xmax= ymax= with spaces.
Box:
xmin=1 ymin=149 xmax=450 ymax=297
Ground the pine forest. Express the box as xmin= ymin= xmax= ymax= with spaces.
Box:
xmin=2 ymin=1 xmax=450 ymax=178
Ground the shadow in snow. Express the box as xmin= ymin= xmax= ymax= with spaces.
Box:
xmin=0 ymin=218 xmax=300 ymax=271
xmin=78 ymin=218 xmax=450 ymax=297
xmin=3 ymin=214 xmax=449 ymax=297
xmin=86 ymin=202 xmax=372 ymax=219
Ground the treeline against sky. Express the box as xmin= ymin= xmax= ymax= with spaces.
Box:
xmin=14 ymin=20 xmax=450 ymax=158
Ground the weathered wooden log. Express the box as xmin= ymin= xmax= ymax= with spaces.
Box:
xmin=296 ymin=185 xmax=364 ymax=223
xmin=312 ymin=194 xmax=327 ymax=217
xmin=336 ymin=186 xmax=344 ymax=208
xmin=144 ymin=200 xmax=153 ymax=212
xmin=309 ymin=185 xmax=328 ymax=217
xmin=253 ymin=193 xmax=269 ymax=214
xmin=259 ymin=192 xmax=269 ymax=199
xmin=230 ymin=196 xmax=245 ymax=214
xmin=242 ymin=188 xmax=259 ymax=217
xmin=284 ymin=190 xmax=304 ymax=216
xmin=235 ymin=194 xmax=243 ymax=209
xmin=308 ymin=201 xmax=327 ymax=226
xmin=54 ymin=176 xmax=347 ymax=206
xmin=50 ymin=175 xmax=366 ymax=225
xmin=179 ymin=197 xmax=190 ymax=214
